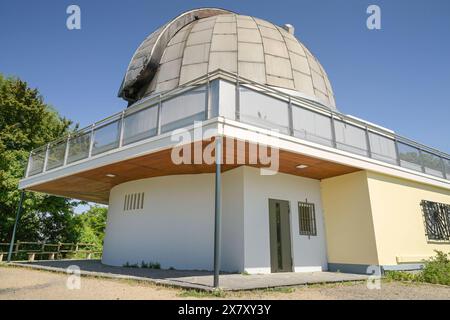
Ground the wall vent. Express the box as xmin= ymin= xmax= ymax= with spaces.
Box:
xmin=124 ymin=192 xmax=145 ymax=211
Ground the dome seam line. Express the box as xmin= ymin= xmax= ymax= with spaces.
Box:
xmin=176 ymin=21 xmax=196 ymax=88
xmin=206 ymin=16 xmax=219 ymax=74
xmin=251 ymin=16 xmax=268 ymax=84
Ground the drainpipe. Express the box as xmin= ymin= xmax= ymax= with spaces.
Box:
xmin=213 ymin=136 xmax=222 ymax=288
xmin=7 ymin=190 xmax=25 ymax=262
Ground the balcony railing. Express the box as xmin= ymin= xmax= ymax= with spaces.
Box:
xmin=25 ymin=69 xmax=450 ymax=182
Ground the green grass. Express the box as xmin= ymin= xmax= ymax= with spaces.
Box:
xmin=178 ymin=289 xmax=227 ymax=298
xmin=305 ymin=280 xmax=362 ymax=289
xmin=261 ymin=286 xmax=295 ymax=293
xmin=385 ymin=271 xmax=421 ymax=282
xmin=123 ymin=261 xmax=161 ymax=269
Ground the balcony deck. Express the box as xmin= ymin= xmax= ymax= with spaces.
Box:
xmin=23 ymin=137 xmax=359 ymax=203
xmin=19 ymin=70 xmax=450 ymax=203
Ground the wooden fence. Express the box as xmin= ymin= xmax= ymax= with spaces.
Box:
xmin=0 ymin=241 xmax=101 ymax=262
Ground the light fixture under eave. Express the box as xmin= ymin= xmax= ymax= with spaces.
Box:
xmin=296 ymin=164 xmax=309 ymax=169
xmin=106 ymin=174 xmax=116 ymax=178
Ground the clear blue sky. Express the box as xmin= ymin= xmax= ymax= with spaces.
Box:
xmin=1 ymin=0 xmax=449 ymax=152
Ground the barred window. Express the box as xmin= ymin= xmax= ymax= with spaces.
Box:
xmin=421 ymin=200 xmax=450 ymax=241
xmin=298 ymin=202 xmax=317 ymax=236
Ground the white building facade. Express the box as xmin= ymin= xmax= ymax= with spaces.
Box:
xmin=102 ymin=166 xmax=328 ymax=273
xmin=19 ymin=8 xmax=450 ymax=276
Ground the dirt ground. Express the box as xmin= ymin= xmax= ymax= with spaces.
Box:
xmin=0 ymin=265 xmax=449 ymax=300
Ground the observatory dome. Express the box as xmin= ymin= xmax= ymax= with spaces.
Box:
xmin=119 ymin=8 xmax=336 ymax=109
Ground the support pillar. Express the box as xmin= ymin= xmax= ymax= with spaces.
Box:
xmin=7 ymin=190 xmax=25 ymax=262
xmin=213 ymin=136 xmax=222 ymax=288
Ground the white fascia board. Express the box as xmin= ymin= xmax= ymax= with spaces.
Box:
xmin=219 ymin=117 xmax=450 ymax=191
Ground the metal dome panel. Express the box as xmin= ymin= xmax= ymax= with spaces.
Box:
xmin=120 ymin=8 xmax=336 ymax=109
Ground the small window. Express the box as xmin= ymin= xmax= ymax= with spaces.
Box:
xmin=421 ymin=200 xmax=450 ymax=241
xmin=298 ymin=202 xmax=317 ymax=236
xmin=124 ymin=192 xmax=145 ymax=212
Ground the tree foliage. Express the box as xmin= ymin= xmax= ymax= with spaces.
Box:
xmin=0 ymin=74 xmax=83 ymax=243
xmin=74 ymin=205 xmax=108 ymax=250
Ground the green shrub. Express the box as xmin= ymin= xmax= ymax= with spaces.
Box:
xmin=385 ymin=251 xmax=450 ymax=286
xmin=123 ymin=261 xmax=139 ymax=268
xmin=385 ymin=270 xmax=420 ymax=282
xmin=421 ymin=251 xmax=450 ymax=286
xmin=149 ymin=262 xmax=161 ymax=269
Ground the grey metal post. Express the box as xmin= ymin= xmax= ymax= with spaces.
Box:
xmin=156 ymin=95 xmax=162 ymax=135
xmin=287 ymin=97 xmax=294 ymax=136
xmin=440 ymin=157 xmax=447 ymax=180
xmin=394 ymin=139 xmax=401 ymax=166
xmin=7 ymin=190 xmax=25 ymax=262
xmin=365 ymin=126 xmax=372 ymax=158
xmin=25 ymin=152 xmax=32 ymax=178
xmin=42 ymin=144 xmax=50 ymax=172
xmin=88 ymin=124 xmax=95 ymax=158
xmin=330 ymin=115 xmax=337 ymax=148
xmin=213 ymin=136 xmax=222 ymax=288
xmin=418 ymin=149 xmax=426 ymax=173
xmin=118 ymin=111 xmax=125 ymax=148
xmin=235 ymin=76 xmax=240 ymax=121
xmin=63 ymin=134 xmax=70 ymax=166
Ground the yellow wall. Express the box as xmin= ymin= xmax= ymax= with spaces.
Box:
xmin=321 ymin=170 xmax=450 ymax=267
xmin=321 ymin=171 xmax=379 ymax=265
xmin=367 ymin=171 xmax=450 ymax=265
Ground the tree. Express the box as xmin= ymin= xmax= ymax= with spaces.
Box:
xmin=0 ymin=74 xmax=81 ymax=243
xmin=75 ymin=205 xmax=108 ymax=250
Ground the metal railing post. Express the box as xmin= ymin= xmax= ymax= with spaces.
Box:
xmin=439 ymin=156 xmax=447 ymax=179
xmin=394 ymin=139 xmax=401 ymax=166
xmin=88 ymin=124 xmax=95 ymax=158
xmin=156 ymin=95 xmax=162 ymax=135
xmin=63 ymin=134 xmax=70 ymax=166
xmin=235 ymin=76 xmax=240 ymax=121
xmin=42 ymin=144 xmax=50 ymax=172
xmin=330 ymin=115 xmax=337 ymax=148
xmin=287 ymin=97 xmax=294 ymax=136
xmin=25 ymin=152 xmax=32 ymax=178
xmin=365 ymin=126 xmax=372 ymax=158
xmin=118 ymin=111 xmax=125 ymax=148
xmin=418 ymin=149 xmax=426 ymax=173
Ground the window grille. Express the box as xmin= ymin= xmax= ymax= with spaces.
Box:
xmin=298 ymin=202 xmax=317 ymax=236
xmin=421 ymin=200 xmax=450 ymax=241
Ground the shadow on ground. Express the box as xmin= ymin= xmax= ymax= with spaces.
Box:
xmin=12 ymin=259 xmax=369 ymax=291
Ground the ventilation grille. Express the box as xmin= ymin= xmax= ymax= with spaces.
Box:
xmin=124 ymin=192 xmax=145 ymax=211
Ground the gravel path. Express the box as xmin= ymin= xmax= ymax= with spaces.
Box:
xmin=1 ymin=265 xmax=449 ymax=300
